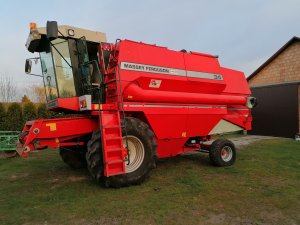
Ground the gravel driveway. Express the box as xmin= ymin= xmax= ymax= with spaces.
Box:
xmin=228 ymin=135 xmax=280 ymax=148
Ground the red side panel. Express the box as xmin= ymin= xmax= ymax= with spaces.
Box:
xmin=221 ymin=67 xmax=251 ymax=95
xmin=145 ymin=114 xmax=188 ymax=139
xmin=183 ymin=52 xmax=226 ymax=94
xmin=186 ymin=107 xmax=226 ymax=136
xmin=47 ymin=97 xmax=79 ymax=112
xmin=117 ymin=40 xmax=187 ymax=94
xmin=156 ymin=138 xmax=188 ymax=158
xmin=118 ymin=40 xmax=185 ymax=70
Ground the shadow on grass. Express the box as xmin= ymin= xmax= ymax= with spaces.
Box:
xmin=156 ymin=152 xmax=212 ymax=167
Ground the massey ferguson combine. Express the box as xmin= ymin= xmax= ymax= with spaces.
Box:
xmin=19 ymin=21 xmax=256 ymax=187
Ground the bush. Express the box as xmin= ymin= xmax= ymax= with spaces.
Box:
xmin=37 ymin=103 xmax=58 ymax=119
xmin=0 ymin=102 xmax=72 ymax=131
xmin=23 ymin=102 xmax=37 ymax=124
xmin=6 ymin=103 xmax=23 ymax=131
xmin=0 ymin=103 xmax=7 ymax=130
xmin=37 ymin=103 xmax=48 ymax=119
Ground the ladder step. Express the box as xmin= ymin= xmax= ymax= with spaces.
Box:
xmin=105 ymin=136 xmax=122 ymax=141
xmin=105 ymin=159 xmax=124 ymax=165
xmin=106 ymin=148 xmax=124 ymax=153
xmin=104 ymin=125 xmax=126 ymax=128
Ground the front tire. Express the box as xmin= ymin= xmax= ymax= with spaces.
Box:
xmin=86 ymin=129 xmax=103 ymax=182
xmin=209 ymin=139 xmax=236 ymax=167
xmin=86 ymin=117 xmax=157 ymax=187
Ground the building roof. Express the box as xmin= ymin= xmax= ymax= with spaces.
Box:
xmin=247 ymin=36 xmax=300 ymax=81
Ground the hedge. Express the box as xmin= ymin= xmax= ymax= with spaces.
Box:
xmin=0 ymin=102 xmax=60 ymax=131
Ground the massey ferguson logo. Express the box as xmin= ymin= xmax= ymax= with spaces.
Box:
xmin=120 ymin=61 xmax=223 ymax=81
xmin=122 ymin=62 xmax=170 ymax=74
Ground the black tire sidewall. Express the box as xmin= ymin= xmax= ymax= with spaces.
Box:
xmin=209 ymin=139 xmax=236 ymax=167
xmin=86 ymin=129 xmax=103 ymax=181
xmin=59 ymin=147 xmax=87 ymax=169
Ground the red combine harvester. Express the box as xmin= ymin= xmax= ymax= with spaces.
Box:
xmin=20 ymin=21 xmax=256 ymax=187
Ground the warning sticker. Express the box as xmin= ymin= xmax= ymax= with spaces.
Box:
xmin=149 ymin=79 xmax=162 ymax=88
xmin=46 ymin=123 xmax=57 ymax=131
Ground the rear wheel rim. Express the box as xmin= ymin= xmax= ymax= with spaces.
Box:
xmin=122 ymin=135 xmax=145 ymax=173
xmin=221 ymin=146 xmax=233 ymax=162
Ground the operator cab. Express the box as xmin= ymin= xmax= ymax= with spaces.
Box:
xmin=25 ymin=21 xmax=107 ymax=111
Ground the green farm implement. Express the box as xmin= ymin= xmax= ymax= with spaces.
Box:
xmin=0 ymin=131 xmax=19 ymax=158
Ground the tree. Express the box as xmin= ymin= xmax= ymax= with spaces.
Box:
xmin=21 ymin=95 xmax=31 ymax=104
xmin=37 ymin=103 xmax=58 ymax=119
xmin=6 ymin=103 xmax=23 ymax=131
xmin=24 ymin=85 xmax=46 ymax=103
xmin=0 ymin=76 xmax=17 ymax=102
xmin=37 ymin=103 xmax=48 ymax=118
xmin=0 ymin=103 xmax=6 ymax=130
xmin=33 ymin=86 xmax=46 ymax=103
xmin=23 ymin=102 xmax=37 ymax=124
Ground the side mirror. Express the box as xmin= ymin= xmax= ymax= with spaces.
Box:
xmin=25 ymin=59 xmax=32 ymax=74
xmin=46 ymin=21 xmax=58 ymax=41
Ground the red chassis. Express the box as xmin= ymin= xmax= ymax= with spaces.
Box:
xmin=18 ymin=100 xmax=251 ymax=159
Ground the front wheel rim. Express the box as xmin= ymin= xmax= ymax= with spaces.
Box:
xmin=221 ymin=146 xmax=233 ymax=162
xmin=123 ymin=135 xmax=145 ymax=173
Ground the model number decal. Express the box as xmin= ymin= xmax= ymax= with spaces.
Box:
xmin=214 ymin=74 xmax=222 ymax=80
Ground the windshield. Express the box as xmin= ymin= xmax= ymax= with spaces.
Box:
xmin=40 ymin=38 xmax=76 ymax=101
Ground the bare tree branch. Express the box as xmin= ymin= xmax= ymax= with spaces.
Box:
xmin=0 ymin=76 xmax=17 ymax=102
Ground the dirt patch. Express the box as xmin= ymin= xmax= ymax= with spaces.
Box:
xmin=206 ymin=213 xmax=227 ymax=224
xmin=48 ymin=175 xmax=87 ymax=184
xmin=67 ymin=175 xmax=87 ymax=182
xmin=203 ymin=210 xmax=298 ymax=225
xmin=47 ymin=176 xmax=87 ymax=189
xmin=259 ymin=210 xmax=298 ymax=225
xmin=48 ymin=178 xmax=62 ymax=189
xmin=8 ymin=173 xmax=29 ymax=181
xmin=22 ymin=219 xmax=120 ymax=225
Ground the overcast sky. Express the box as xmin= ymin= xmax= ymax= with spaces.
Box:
xmin=0 ymin=0 xmax=299 ymax=98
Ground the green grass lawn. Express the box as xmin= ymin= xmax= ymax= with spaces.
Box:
xmin=0 ymin=139 xmax=299 ymax=225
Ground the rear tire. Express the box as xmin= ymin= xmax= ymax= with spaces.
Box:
xmin=86 ymin=117 xmax=157 ymax=188
xmin=59 ymin=146 xmax=87 ymax=169
xmin=209 ymin=139 xmax=236 ymax=167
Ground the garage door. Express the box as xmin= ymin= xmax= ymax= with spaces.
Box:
xmin=250 ymin=83 xmax=299 ymax=138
